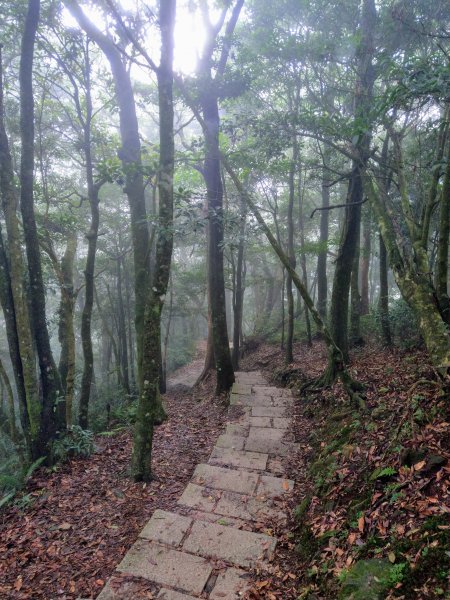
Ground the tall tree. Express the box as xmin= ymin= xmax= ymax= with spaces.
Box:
xmin=328 ymin=0 xmax=377 ymax=361
xmin=194 ymin=0 xmax=244 ymax=393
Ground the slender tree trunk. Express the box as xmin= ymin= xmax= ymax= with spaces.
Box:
xmin=57 ymin=233 xmax=77 ymax=428
xmin=20 ymin=0 xmax=64 ymax=452
xmin=117 ymin=256 xmax=130 ymax=394
xmin=379 ymin=234 xmax=392 ymax=346
xmin=435 ymin=139 xmax=450 ymax=324
xmin=0 ymin=224 xmax=29 ymax=443
xmin=0 ymin=356 xmax=19 ymax=444
xmin=317 ymin=162 xmax=330 ymax=320
xmin=298 ymin=161 xmax=312 ymax=346
xmin=232 ymin=200 xmax=246 ymax=369
xmin=285 ymin=147 xmax=296 ymax=363
xmin=360 ymin=210 xmax=371 ymax=315
xmin=329 ymin=0 xmax=376 ymax=361
xmin=367 ymin=176 xmax=450 ymax=370
xmin=132 ymin=0 xmax=175 ymax=481
xmin=350 ymin=222 xmax=362 ymax=344
xmin=201 ymin=91 xmax=234 ymax=393
xmin=0 ymin=43 xmax=40 ymax=457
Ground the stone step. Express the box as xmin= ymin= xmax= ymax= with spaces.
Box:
xmin=192 ymin=463 xmax=259 ymax=495
xmin=116 ymin=540 xmax=212 ymax=596
xmin=182 ymin=519 xmax=276 ymax=568
xmin=209 ymin=447 xmax=268 ymax=470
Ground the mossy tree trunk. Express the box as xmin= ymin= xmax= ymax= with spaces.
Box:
xmin=132 ymin=0 xmax=175 ymax=481
xmin=366 ymin=176 xmax=450 ymax=371
xmin=231 ymin=197 xmax=246 ymax=370
xmin=379 ymin=234 xmax=392 ymax=346
xmin=317 ymin=159 xmax=330 ymax=320
xmin=435 ymin=138 xmax=450 ymax=325
xmin=329 ymin=0 xmax=376 ymax=362
xmin=65 ymin=0 xmax=168 ymax=432
xmin=0 ymin=43 xmax=40 ymax=457
xmin=20 ymin=0 xmax=65 ymax=454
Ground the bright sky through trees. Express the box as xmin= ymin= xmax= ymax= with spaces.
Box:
xmin=61 ymin=0 xmax=210 ymax=74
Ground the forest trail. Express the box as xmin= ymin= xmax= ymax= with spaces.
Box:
xmin=94 ymin=371 xmax=295 ymax=599
xmin=166 ymin=341 xmax=207 ymax=389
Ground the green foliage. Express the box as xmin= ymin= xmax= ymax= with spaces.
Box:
xmin=388 ymin=299 xmax=421 ymax=349
xmin=0 ymin=456 xmax=46 ymax=510
xmin=338 ymin=559 xmax=392 ymax=600
xmin=52 ymin=426 xmax=94 ymax=462
xmin=369 ymin=466 xmax=397 ymax=481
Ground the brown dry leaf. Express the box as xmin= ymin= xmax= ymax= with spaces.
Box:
xmin=59 ymin=522 xmax=72 ymax=530
xmin=413 ymin=460 xmax=426 ymax=471
xmin=14 ymin=576 xmax=23 ymax=592
xmin=282 ymin=480 xmax=290 ymax=491
xmin=358 ymin=516 xmax=365 ymax=532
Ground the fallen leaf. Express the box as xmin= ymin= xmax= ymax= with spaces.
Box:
xmin=358 ymin=516 xmax=365 ymax=532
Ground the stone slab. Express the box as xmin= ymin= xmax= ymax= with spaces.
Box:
xmin=249 ymin=416 xmax=272 ymax=428
xmin=273 ymin=417 xmax=290 ymax=429
xmin=210 ymin=567 xmax=251 ymax=599
xmin=245 ymin=428 xmax=290 ymax=456
xmin=272 ymin=396 xmax=293 ymax=407
xmin=253 ymin=385 xmax=292 ymax=397
xmin=216 ymin=434 xmax=246 ymax=450
xmin=183 ymin=519 xmax=276 ymax=568
xmin=231 ymin=383 xmax=253 ymax=395
xmin=257 ymin=475 xmax=294 ymax=497
xmin=235 ymin=371 xmax=266 ymax=384
xmin=139 ymin=510 xmax=192 ymax=546
xmin=178 ymin=483 xmax=219 ymax=512
xmin=215 ymin=490 xmax=282 ymax=522
xmin=230 ymin=394 xmax=273 ymax=407
xmin=192 ymin=463 xmax=258 ymax=495
xmin=252 ymin=406 xmax=286 ymax=418
xmin=184 ymin=509 xmax=245 ymax=527
xmin=95 ymin=576 xmax=157 ymax=600
xmin=266 ymin=458 xmax=285 ymax=475
xmin=209 ymin=447 xmax=268 ymax=471
xmin=226 ymin=423 xmax=249 ymax=436
xmin=157 ymin=590 xmax=197 ymax=600
xmin=117 ymin=540 xmax=212 ymax=595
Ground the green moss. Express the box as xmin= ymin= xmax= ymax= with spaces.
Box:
xmin=339 ymin=559 xmax=392 ymax=600
xmin=295 ymin=523 xmax=320 ymax=561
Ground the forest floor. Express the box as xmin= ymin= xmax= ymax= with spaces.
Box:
xmin=0 ymin=358 xmax=228 ymax=599
xmin=0 ymin=340 xmax=449 ymax=600
xmin=240 ymin=339 xmax=450 ymax=600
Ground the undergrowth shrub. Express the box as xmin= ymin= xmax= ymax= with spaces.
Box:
xmin=52 ymin=425 xmax=94 ymax=462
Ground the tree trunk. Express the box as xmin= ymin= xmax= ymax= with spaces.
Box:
xmin=0 ymin=42 xmax=40 ymax=457
xmin=0 ymin=356 xmax=19 ymax=444
xmin=132 ymin=0 xmax=175 ymax=481
xmin=360 ymin=209 xmax=371 ymax=315
xmin=58 ymin=233 xmax=77 ymax=428
xmin=435 ymin=139 xmax=450 ymax=324
xmin=379 ymin=234 xmax=392 ymax=346
xmin=367 ymin=176 xmax=450 ymax=370
xmin=20 ymin=0 xmax=64 ymax=453
xmin=117 ymin=256 xmax=130 ymax=394
xmin=201 ymin=91 xmax=234 ymax=393
xmin=329 ymin=0 xmax=376 ymax=361
xmin=0 ymin=223 xmax=29 ymax=444
xmin=350 ymin=221 xmax=362 ymax=344
xmin=65 ymin=0 xmax=167 ymax=427
xmin=231 ymin=200 xmax=246 ymax=370
xmin=317 ymin=158 xmax=330 ymax=320
xmin=285 ymin=145 xmax=296 ymax=363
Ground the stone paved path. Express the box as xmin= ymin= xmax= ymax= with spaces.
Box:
xmin=95 ymin=371 xmax=295 ymax=599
